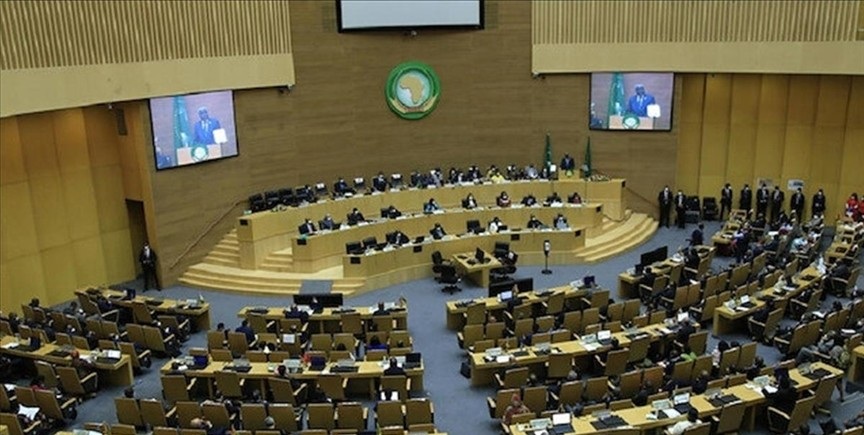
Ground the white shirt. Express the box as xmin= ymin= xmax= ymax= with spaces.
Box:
xmin=667 ymin=419 xmax=698 ymax=435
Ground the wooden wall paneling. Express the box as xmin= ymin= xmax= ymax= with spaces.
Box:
xmin=0 ymin=254 xmax=46 ymax=312
xmin=60 ymin=168 xmax=100 ymax=241
xmin=28 ymin=175 xmax=70 ymax=250
xmin=84 ymin=107 xmax=122 ymax=167
xmin=18 ymin=113 xmax=60 ymax=179
xmin=91 ymin=165 xmax=129 ymax=233
xmin=100 ymin=228 xmax=135 ymax=285
xmin=780 ymin=75 xmax=820 ymax=187
xmin=808 ymin=76 xmax=851 ymax=218
xmin=39 ymin=244 xmax=78 ymax=303
xmin=675 ymin=74 xmax=705 ymax=194
xmin=725 ymin=74 xmax=761 ymax=187
xmin=53 ymin=109 xmax=91 ymax=173
xmin=0 ymin=118 xmax=27 ymax=186
xmin=698 ymin=74 xmax=732 ymax=198
xmin=71 ymin=236 xmax=107 ymax=288
xmin=752 ymin=75 xmax=789 ymax=185
xmin=839 ymin=75 xmax=864 ymax=219
xmin=0 ymin=182 xmax=39 ymax=262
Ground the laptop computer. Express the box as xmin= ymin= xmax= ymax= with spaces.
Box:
xmin=529 ymin=418 xmax=550 ymax=431
xmin=597 ymin=330 xmax=612 ymax=344
xmin=673 ymin=392 xmax=691 ymax=413
xmin=404 ymin=352 xmax=421 ymax=369
xmin=309 ymin=356 xmax=327 ymax=371
xmin=283 ymin=358 xmax=303 ymax=373
xmin=551 ymin=412 xmax=572 ymax=434
xmin=192 ymin=354 xmax=209 ymax=368
xmin=498 ymin=290 xmax=514 ymax=302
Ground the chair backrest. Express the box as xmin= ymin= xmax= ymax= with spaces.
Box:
xmin=161 ymin=375 xmax=191 ymax=403
xmin=240 ymin=403 xmax=268 ymax=430
xmin=502 ymin=367 xmax=529 ymax=388
xmin=375 ymin=400 xmax=405 ymax=427
xmin=405 ymin=399 xmax=433 ymax=426
xmin=691 ymin=355 xmax=713 ymax=384
xmin=718 ymin=348 xmax=740 ymax=375
xmin=201 ymin=402 xmax=232 ymax=429
xmin=269 ymin=377 xmax=300 ymax=405
xmin=56 ymin=366 xmax=87 ymax=395
xmin=307 ymin=403 xmax=335 ymax=430
xmin=152 ymin=427 xmax=179 ymax=435
xmin=115 ymin=397 xmax=144 ymax=426
xmin=34 ymin=389 xmax=64 ymax=420
xmin=227 ymin=331 xmax=249 ymax=353
xmin=547 ymin=352 xmax=573 ymax=378
xmin=35 ymin=360 xmax=58 ymax=388
xmin=381 ymin=376 xmax=410 ymax=402
xmin=141 ymin=399 xmax=173 ymax=428
xmin=0 ymin=412 xmax=28 ymax=435
xmin=642 ymin=366 xmax=664 ymax=389
xmin=583 ymin=376 xmax=609 ymax=402
xmin=737 ymin=342 xmax=757 ymax=369
xmin=317 ymin=374 xmax=347 ymax=400
xmin=672 ymin=360 xmax=694 ymax=384
xmin=522 ymin=386 xmax=546 ymax=415
xmin=812 ymin=376 xmax=839 ymax=409
xmin=682 ymin=422 xmax=711 ymax=435
xmin=214 ymin=371 xmax=244 ymax=398
xmin=268 ymin=403 xmax=299 ymax=431
xmin=787 ymin=395 xmax=817 ymax=431
xmin=336 ymin=401 xmax=366 ymax=430
xmin=619 ymin=370 xmax=642 ymax=398
xmin=175 ymin=401 xmax=201 ymax=428
xmin=715 ymin=402 xmax=745 ymax=433
xmin=14 ymin=386 xmax=36 ymax=407
xmin=604 ymin=349 xmax=629 ymax=376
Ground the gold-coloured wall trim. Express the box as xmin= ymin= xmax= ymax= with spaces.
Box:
xmin=0 ymin=1 xmax=293 ymax=70
xmin=533 ymin=0 xmax=860 ymax=45
xmin=0 ymin=54 xmax=295 ymax=117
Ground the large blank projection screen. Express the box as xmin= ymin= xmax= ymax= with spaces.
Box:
xmin=337 ymin=0 xmax=483 ymax=31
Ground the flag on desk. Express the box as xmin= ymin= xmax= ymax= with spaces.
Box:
xmin=172 ymin=96 xmax=193 ymax=150
xmin=583 ymin=137 xmax=592 ymax=178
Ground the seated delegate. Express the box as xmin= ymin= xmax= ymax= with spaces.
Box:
xmin=568 ymin=192 xmax=583 ymax=204
xmin=527 ymin=214 xmax=546 ymax=230
xmin=423 ymin=198 xmax=441 ymax=214
xmin=346 ymin=208 xmax=366 ymax=226
xmin=298 ymin=218 xmax=316 ymax=235
xmin=462 ymin=193 xmax=478 ymax=209
xmin=319 ymin=214 xmax=338 ymax=230
xmin=429 ymin=223 xmax=447 ymax=240
xmin=521 ymin=194 xmax=538 ymax=207
xmin=553 ymin=213 xmax=569 ymax=229
xmin=497 ymin=191 xmax=512 ymax=208
xmin=387 ymin=230 xmax=410 ymax=246
xmin=333 ymin=177 xmax=355 ymax=197
xmin=546 ymin=191 xmax=563 ymax=205
xmin=372 ymin=172 xmax=389 ymax=192
xmin=384 ymin=205 xmax=402 ymax=219
xmin=488 ymin=216 xmax=505 ymax=233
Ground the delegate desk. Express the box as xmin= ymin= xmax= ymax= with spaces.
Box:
xmin=711 ymin=209 xmax=749 ymax=254
xmin=508 ymin=362 xmax=843 ymax=435
xmin=161 ymin=358 xmax=424 ymax=399
xmin=445 ymin=285 xmax=589 ymax=331
xmin=468 ymin=322 xmax=690 ymax=387
xmin=712 ymin=265 xmax=823 ymax=335
xmin=0 ymin=335 xmax=133 ymax=386
xmin=77 ymin=287 xmax=212 ymax=331
xmin=452 ymin=250 xmax=501 ymax=288
xmin=295 ymin=205 xmax=599 ymax=273
xmin=238 ymin=305 xmax=409 ymax=334
xmin=851 ymin=345 xmax=864 ymax=383
xmin=235 ymin=179 xmax=624 ymax=269
xmin=343 ymin=229 xmax=585 ymax=289
xmin=617 ymin=246 xmax=714 ymax=299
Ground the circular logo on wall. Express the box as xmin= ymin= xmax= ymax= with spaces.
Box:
xmin=385 ymin=61 xmax=441 ymax=120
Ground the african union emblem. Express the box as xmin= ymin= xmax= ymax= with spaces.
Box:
xmin=385 ymin=61 xmax=441 ymax=120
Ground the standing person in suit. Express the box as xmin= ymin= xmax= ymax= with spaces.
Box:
xmin=674 ymin=190 xmax=687 ymax=229
xmin=560 ymin=153 xmax=576 ymax=176
xmin=812 ymin=189 xmax=827 ymax=217
xmin=790 ymin=187 xmax=805 ymax=221
xmin=193 ymin=107 xmax=221 ymax=145
xmin=139 ymin=242 xmax=160 ymax=291
xmin=756 ymin=184 xmax=770 ymax=218
xmin=720 ymin=183 xmax=733 ymax=220
xmin=627 ymin=84 xmax=656 ymax=117
xmin=770 ymin=186 xmax=785 ymax=223
xmin=740 ymin=184 xmax=753 ymax=212
xmin=658 ymin=186 xmax=673 ymax=228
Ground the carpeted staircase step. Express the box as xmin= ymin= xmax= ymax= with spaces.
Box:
xmin=579 ymin=217 xmax=657 ymax=263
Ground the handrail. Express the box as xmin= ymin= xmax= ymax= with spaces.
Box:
xmin=167 ymin=199 xmax=246 ymax=271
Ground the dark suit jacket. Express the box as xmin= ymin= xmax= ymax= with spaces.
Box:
xmin=757 ymin=188 xmax=769 ymax=205
xmin=372 ymin=177 xmax=388 ymax=192
xmin=812 ymin=194 xmax=826 ymax=213
xmin=721 ymin=187 xmax=733 ymax=205
xmin=235 ymin=325 xmax=255 ymax=343
xmin=690 ymin=229 xmax=704 ymax=246
xmin=139 ymin=248 xmax=157 ymax=267
xmin=560 ymin=156 xmax=575 ymax=171
xmin=430 ymin=227 xmax=446 ymax=240
xmin=658 ymin=190 xmax=672 ymax=207
xmin=790 ymin=193 xmax=804 ymax=210
xmin=771 ymin=190 xmax=785 ymax=207
xmin=384 ymin=366 xmax=406 ymax=376
xmin=193 ymin=118 xmax=221 ymax=145
xmin=674 ymin=193 xmax=686 ymax=210
xmin=740 ymin=188 xmax=753 ymax=208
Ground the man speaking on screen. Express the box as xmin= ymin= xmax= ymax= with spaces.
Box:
xmin=194 ymin=106 xmax=221 ymax=145
xmin=627 ymin=84 xmax=656 ymax=117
